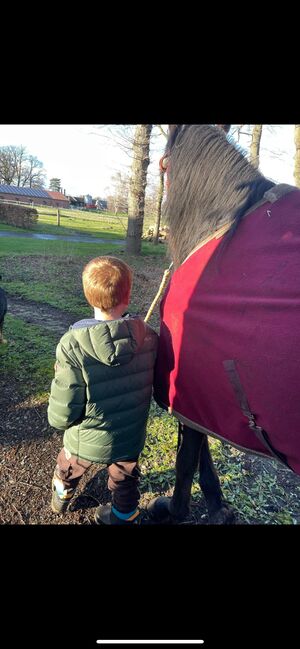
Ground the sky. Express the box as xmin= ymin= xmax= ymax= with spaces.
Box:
xmin=231 ymin=125 xmax=296 ymax=186
xmin=0 ymin=124 xmax=296 ymax=198
xmin=0 ymin=124 xmax=166 ymax=198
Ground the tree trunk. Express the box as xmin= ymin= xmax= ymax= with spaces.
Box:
xmin=126 ymin=125 xmax=152 ymax=255
xmin=250 ymin=125 xmax=263 ymax=169
xmin=294 ymin=125 xmax=300 ymax=188
xmin=153 ymin=170 xmax=165 ymax=245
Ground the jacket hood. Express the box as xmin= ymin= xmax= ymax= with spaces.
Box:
xmin=63 ymin=317 xmax=149 ymax=366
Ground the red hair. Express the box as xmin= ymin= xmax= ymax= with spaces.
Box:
xmin=82 ymin=256 xmax=132 ymax=311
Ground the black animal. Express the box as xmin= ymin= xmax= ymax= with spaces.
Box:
xmin=0 ymin=276 xmax=7 ymax=344
xmin=147 ymin=124 xmax=300 ymax=525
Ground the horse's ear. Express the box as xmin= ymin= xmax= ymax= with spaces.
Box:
xmin=168 ymin=124 xmax=181 ymax=136
xmin=167 ymin=125 xmax=183 ymax=150
xmin=216 ymin=124 xmax=231 ymax=133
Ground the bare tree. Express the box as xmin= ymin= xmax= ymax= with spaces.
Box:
xmin=91 ymin=124 xmax=167 ymax=248
xmin=14 ymin=146 xmax=27 ymax=186
xmin=109 ymin=171 xmax=130 ymax=213
xmin=0 ymin=146 xmax=17 ymax=184
xmin=90 ymin=125 xmax=136 ymax=160
xmin=230 ymin=124 xmax=246 ymax=141
xmin=126 ymin=125 xmax=153 ymax=254
xmin=21 ymin=156 xmax=46 ymax=188
xmin=294 ymin=125 xmax=300 ymax=188
xmin=91 ymin=124 xmax=167 ymax=168
xmin=250 ymin=125 xmax=263 ymax=169
xmin=0 ymin=145 xmax=46 ymax=187
xmin=155 ymin=124 xmax=168 ymax=138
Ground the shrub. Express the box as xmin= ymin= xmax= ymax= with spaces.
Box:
xmin=0 ymin=203 xmax=38 ymax=229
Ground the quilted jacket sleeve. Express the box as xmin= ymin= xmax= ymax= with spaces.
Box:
xmin=47 ymin=340 xmax=86 ymax=431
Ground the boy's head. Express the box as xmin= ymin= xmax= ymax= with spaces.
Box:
xmin=82 ymin=256 xmax=133 ymax=312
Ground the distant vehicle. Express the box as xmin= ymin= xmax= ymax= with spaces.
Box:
xmin=96 ymin=199 xmax=108 ymax=210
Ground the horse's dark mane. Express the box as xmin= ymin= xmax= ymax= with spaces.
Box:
xmin=164 ymin=125 xmax=275 ymax=267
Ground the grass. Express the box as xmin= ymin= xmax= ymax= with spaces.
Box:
xmin=3 ymin=307 xmax=298 ymax=526
xmin=0 ymin=223 xmax=29 ymax=232
xmin=31 ymin=213 xmax=126 ymax=239
xmin=1 ymin=228 xmax=299 ymax=525
xmin=4 ymin=280 xmax=90 ymax=314
xmin=0 ymin=234 xmax=166 ymax=261
xmin=0 ymin=315 xmax=56 ymax=399
xmin=140 ymin=405 xmax=300 ymax=524
xmin=0 ymin=205 xmax=158 ymax=239
xmin=0 ymin=213 xmax=125 ymax=239
xmin=0 ymin=236 xmax=167 ymax=315
xmin=0 ymin=206 xmax=167 ymax=263
xmin=0 ymin=237 xmax=123 ymax=258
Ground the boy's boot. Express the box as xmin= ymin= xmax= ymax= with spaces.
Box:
xmin=95 ymin=462 xmax=141 ymax=524
xmin=94 ymin=503 xmax=141 ymax=525
xmin=51 ymin=472 xmax=76 ymax=514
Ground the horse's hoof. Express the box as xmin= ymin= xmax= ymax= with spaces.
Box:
xmin=209 ymin=504 xmax=235 ymax=525
xmin=146 ymin=496 xmax=173 ymax=523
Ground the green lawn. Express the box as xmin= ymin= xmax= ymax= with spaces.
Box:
xmin=32 ymin=212 xmax=126 ymax=239
xmin=1 ymin=229 xmax=299 ymax=525
xmin=0 ymin=236 xmax=123 ymax=258
xmin=0 ymin=211 xmax=125 ymax=239
xmin=0 ymin=314 xmax=56 ymax=399
xmin=0 ymin=205 xmax=156 ymax=239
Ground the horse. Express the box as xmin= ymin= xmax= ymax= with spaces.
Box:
xmin=147 ymin=124 xmax=300 ymax=524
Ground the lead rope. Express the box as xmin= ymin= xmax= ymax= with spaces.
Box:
xmin=144 ymin=261 xmax=174 ymax=323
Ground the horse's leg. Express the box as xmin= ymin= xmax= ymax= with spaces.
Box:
xmin=147 ymin=422 xmax=202 ymax=523
xmin=169 ymin=423 xmax=203 ymax=520
xmin=198 ymin=435 xmax=235 ymax=524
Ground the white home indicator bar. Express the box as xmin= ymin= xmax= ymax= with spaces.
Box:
xmin=97 ymin=642 xmax=204 ymax=645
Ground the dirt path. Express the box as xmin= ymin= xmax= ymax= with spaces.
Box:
xmin=1 ymin=256 xmax=167 ymax=525
xmin=1 ymin=296 xmax=107 ymax=523
xmin=7 ymin=295 xmax=79 ymax=335
xmin=0 ymin=374 xmax=112 ymax=524
xmin=3 ymin=291 xmax=300 ymax=525
xmin=0 ymin=230 xmax=124 ymax=244
xmin=1 ymin=293 xmax=157 ymax=524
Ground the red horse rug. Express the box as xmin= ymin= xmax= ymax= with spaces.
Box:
xmin=154 ymin=186 xmax=300 ymax=474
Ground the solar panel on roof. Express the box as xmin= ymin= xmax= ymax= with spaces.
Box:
xmin=0 ymin=184 xmax=49 ymax=198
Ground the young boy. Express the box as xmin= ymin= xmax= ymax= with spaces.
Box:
xmin=48 ymin=256 xmax=158 ymax=524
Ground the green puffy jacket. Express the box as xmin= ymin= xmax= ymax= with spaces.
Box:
xmin=48 ymin=316 xmax=158 ymax=464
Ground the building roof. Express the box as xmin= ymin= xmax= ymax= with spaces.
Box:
xmin=0 ymin=184 xmax=50 ymax=198
xmin=46 ymin=191 xmax=69 ymax=202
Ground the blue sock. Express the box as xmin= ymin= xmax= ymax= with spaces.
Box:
xmin=111 ymin=506 xmax=138 ymax=520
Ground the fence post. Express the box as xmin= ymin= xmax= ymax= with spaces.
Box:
xmin=57 ymin=208 xmax=60 ymax=226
